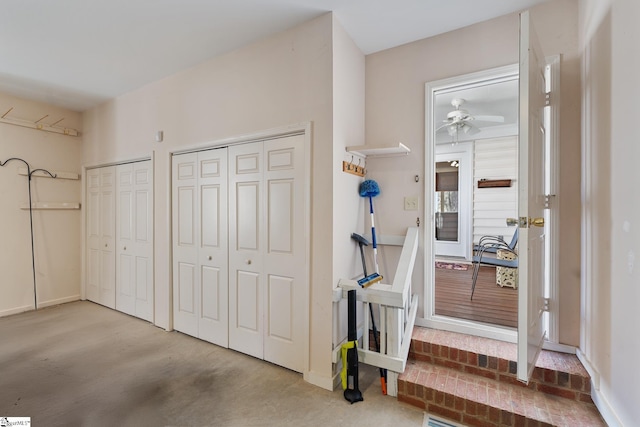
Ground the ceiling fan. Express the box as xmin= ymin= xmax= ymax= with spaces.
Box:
xmin=436 ymin=98 xmax=505 ymax=137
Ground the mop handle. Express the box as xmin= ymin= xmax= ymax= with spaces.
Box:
xmin=369 ymin=196 xmax=379 ymax=274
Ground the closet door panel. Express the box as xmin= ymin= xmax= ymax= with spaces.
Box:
xmin=198 ymin=149 xmax=228 ymax=346
xmin=172 ymin=153 xmax=199 ymax=336
xmin=229 ymin=143 xmax=263 ymax=358
xmin=116 ymin=164 xmax=135 ymax=316
xmin=133 ymin=161 xmax=154 ymax=322
xmin=86 ymin=169 xmax=101 ymax=303
xmin=263 ymin=135 xmax=305 ymax=373
xmin=99 ymin=167 xmax=116 ymax=309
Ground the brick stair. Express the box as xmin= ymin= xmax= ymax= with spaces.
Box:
xmin=398 ymin=327 xmax=606 ymax=427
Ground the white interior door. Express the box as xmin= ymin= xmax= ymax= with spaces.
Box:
xmin=229 ymin=142 xmax=264 ymax=360
xmin=86 ymin=166 xmax=116 ymax=309
xmin=517 ymin=10 xmax=548 ymax=383
xmin=116 ymin=161 xmax=154 ymax=322
xmin=229 ymin=135 xmax=306 ymax=372
xmin=172 ymin=149 xmax=229 ymax=346
xmin=262 ymin=135 xmax=306 ymax=373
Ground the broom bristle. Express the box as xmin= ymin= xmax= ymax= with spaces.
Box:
xmin=359 ymin=179 xmax=380 ymax=197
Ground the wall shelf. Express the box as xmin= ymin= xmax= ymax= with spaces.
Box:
xmin=18 ymin=168 xmax=79 ymax=180
xmin=20 ymin=202 xmax=81 ymax=210
xmin=346 ymin=142 xmax=410 ymax=158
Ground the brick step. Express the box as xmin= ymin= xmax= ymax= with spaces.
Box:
xmin=410 ymin=327 xmax=592 ymax=403
xmin=398 ymin=359 xmax=605 ymax=427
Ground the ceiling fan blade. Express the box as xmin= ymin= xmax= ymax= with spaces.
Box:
xmin=473 ymin=115 xmax=505 ymax=123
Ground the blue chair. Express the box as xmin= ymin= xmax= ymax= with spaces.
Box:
xmin=471 ymin=229 xmax=518 ymax=300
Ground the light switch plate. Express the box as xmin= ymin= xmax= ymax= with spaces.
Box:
xmin=404 ymin=196 xmax=418 ymax=211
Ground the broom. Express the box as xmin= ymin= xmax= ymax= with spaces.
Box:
xmin=358 ymin=179 xmax=387 ymax=394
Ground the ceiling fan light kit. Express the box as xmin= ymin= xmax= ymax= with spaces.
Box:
xmin=437 ymin=98 xmax=505 ymax=141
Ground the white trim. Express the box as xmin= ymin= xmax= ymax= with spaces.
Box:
xmin=576 ymin=349 xmax=624 ymax=427
xmin=545 ymin=54 xmax=561 ymax=345
xmin=424 ymin=64 xmax=519 ymax=342
xmin=0 ymin=304 xmax=33 ymax=318
xmin=38 ymin=295 xmax=81 ymax=309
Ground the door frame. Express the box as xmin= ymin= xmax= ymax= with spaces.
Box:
xmin=434 ymin=142 xmax=473 ymax=260
xmin=421 ymin=65 xmax=521 ymax=343
xmin=168 ymin=122 xmax=312 ymax=379
xmin=82 ymin=155 xmax=154 ymax=319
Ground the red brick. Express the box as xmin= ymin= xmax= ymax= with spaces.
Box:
xmin=467 ymin=352 xmax=478 ymax=366
xmin=501 ymin=410 xmax=514 ymax=426
xmin=488 ymin=406 xmax=501 ymax=423
xmin=498 ymin=358 xmax=509 ymax=373
xmin=463 ymin=415 xmax=496 ymax=427
xmin=513 ymin=413 xmax=527 ymax=427
xmin=427 ymin=403 xmax=463 ymax=422
xmin=536 ymin=384 xmax=576 ymax=400
xmin=432 ymin=344 xmax=441 ymax=357
xmin=416 ymin=384 xmax=425 ymax=399
xmin=466 ymin=400 xmax=479 ymax=415
xmin=579 ymin=392 xmax=593 ymax=403
xmin=464 ymin=365 xmax=497 ymax=380
xmin=424 ymin=387 xmax=434 ymax=401
xmin=434 ymin=390 xmax=445 ymax=405
xmin=450 ymin=347 xmax=459 ymax=362
xmin=458 ymin=349 xmax=468 ymax=364
xmin=444 ymin=392 xmax=455 ymax=408
xmin=543 ymin=368 xmax=556 ymax=384
xmin=454 ymin=395 xmax=466 ymax=411
xmin=443 ymin=360 xmax=463 ymax=370
xmin=406 ymin=381 xmax=415 ymax=397
xmin=488 ymin=356 xmax=498 ymax=370
xmin=398 ymin=394 xmax=426 ymax=409
xmin=570 ymin=374 xmax=584 ymax=391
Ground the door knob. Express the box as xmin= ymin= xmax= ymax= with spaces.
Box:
xmin=123 ymin=246 xmax=126 ymax=250
xmin=506 ymin=218 xmax=518 ymax=226
xmin=246 ymin=259 xmax=252 ymax=265
xmin=208 ymin=256 xmax=212 ymax=261
xmin=529 ymin=217 xmax=545 ymax=227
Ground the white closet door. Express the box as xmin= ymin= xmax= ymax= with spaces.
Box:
xmin=229 ymin=135 xmax=306 ymax=372
xmin=116 ymin=161 xmax=154 ymax=322
xmin=229 ymin=142 xmax=265 ymax=359
xmin=116 ymin=163 xmax=136 ymax=316
xmin=87 ymin=166 xmax=116 ymax=309
xmin=198 ymin=150 xmax=229 ymax=346
xmin=262 ymin=135 xmax=305 ymax=372
xmin=172 ymin=149 xmax=228 ymax=346
xmin=100 ymin=167 xmax=116 ymax=309
xmin=86 ymin=168 xmax=101 ymax=303
xmin=173 ymin=152 xmax=200 ymax=337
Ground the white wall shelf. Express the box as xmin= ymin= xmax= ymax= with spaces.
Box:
xmin=18 ymin=168 xmax=79 ymax=180
xmin=20 ymin=202 xmax=81 ymax=210
xmin=346 ymin=142 xmax=410 ymax=158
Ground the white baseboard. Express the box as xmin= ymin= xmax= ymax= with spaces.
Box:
xmin=0 ymin=304 xmax=33 ymax=318
xmin=0 ymin=296 xmax=81 ymax=318
xmin=38 ymin=295 xmax=81 ymax=309
xmin=576 ymin=349 xmax=623 ymax=427
xmin=304 ymin=369 xmax=334 ymax=391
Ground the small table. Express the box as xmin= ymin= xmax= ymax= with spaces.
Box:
xmin=496 ymin=249 xmax=518 ymax=289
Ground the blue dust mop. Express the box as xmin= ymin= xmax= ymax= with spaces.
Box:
xmin=359 ymin=179 xmax=381 ymax=274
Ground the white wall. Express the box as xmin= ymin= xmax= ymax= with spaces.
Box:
xmin=82 ymin=14 xmax=336 ymax=389
xmin=365 ymin=0 xmax=582 ymax=345
xmin=579 ymin=0 xmax=640 ymax=424
xmin=331 ymin=18 xmax=366 ymax=350
xmin=0 ymin=92 xmax=82 ymax=316
xmin=473 ymin=136 xmax=518 ymax=244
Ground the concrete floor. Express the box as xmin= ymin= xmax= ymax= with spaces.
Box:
xmin=0 ymin=301 xmax=424 ymax=426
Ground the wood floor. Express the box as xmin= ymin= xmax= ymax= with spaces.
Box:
xmin=434 ymin=263 xmax=518 ymax=328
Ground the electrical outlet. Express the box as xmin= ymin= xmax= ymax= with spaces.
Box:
xmin=404 ymin=196 xmax=418 ymax=211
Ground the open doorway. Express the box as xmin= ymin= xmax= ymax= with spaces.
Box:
xmin=422 ymin=65 xmax=523 ymax=342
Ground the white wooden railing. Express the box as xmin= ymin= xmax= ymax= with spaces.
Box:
xmin=335 ymin=226 xmax=419 ymax=397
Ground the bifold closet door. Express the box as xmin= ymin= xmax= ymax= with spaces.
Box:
xmin=116 ymin=161 xmax=154 ymax=322
xmin=86 ymin=166 xmax=116 ymax=309
xmin=172 ymin=149 xmax=229 ymax=347
xmin=229 ymin=135 xmax=306 ymax=373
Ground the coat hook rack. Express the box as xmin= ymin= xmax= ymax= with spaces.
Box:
xmin=0 ymin=157 xmax=58 ymax=310
xmin=0 ymin=107 xmax=79 ymax=137
xmin=342 ymin=156 xmax=366 ymax=177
